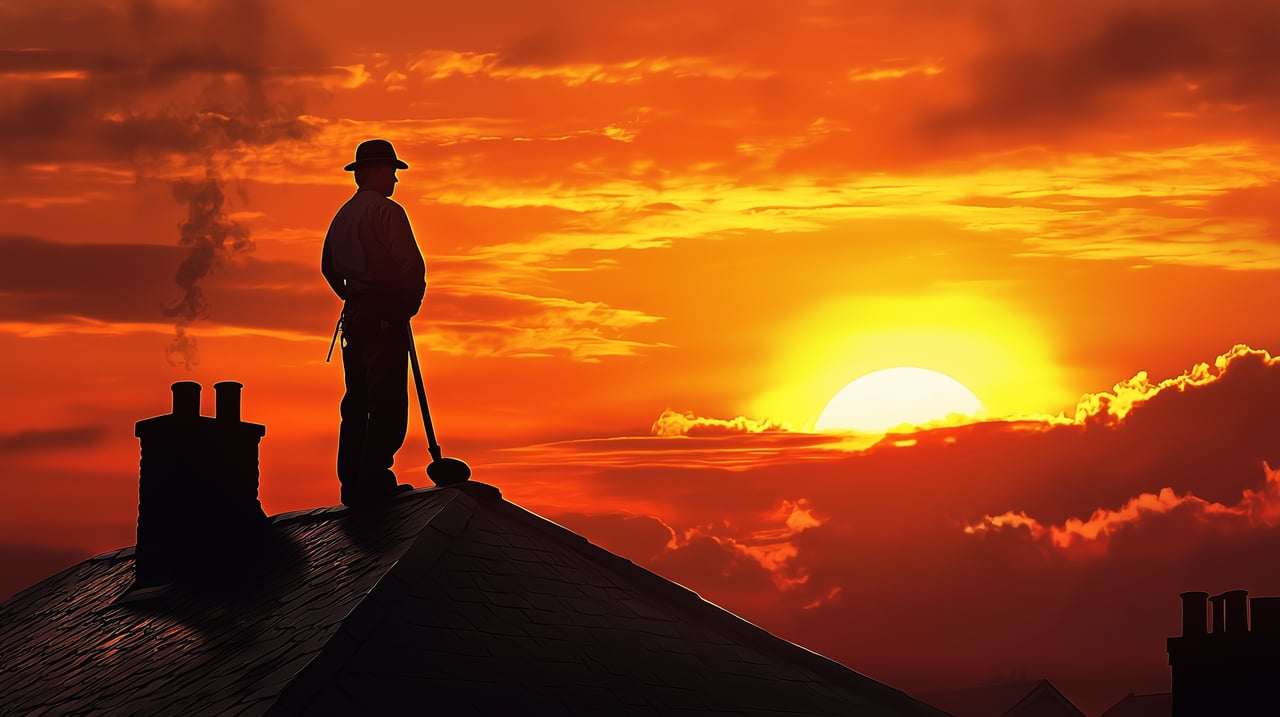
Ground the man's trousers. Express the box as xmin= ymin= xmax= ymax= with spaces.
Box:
xmin=338 ymin=315 xmax=409 ymax=501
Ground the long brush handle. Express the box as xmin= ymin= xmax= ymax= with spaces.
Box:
xmin=407 ymin=324 xmax=443 ymax=463
xmin=325 ymin=314 xmax=343 ymax=362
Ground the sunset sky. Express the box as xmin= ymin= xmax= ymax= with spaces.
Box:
xmin=5 ymin=0 xmax=1280 ymax=710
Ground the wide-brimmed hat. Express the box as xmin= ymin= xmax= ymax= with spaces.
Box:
xmin=343 ymin=139 xmax=409 ymax=171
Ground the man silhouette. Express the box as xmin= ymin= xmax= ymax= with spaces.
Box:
xmin=322 ymin=139 xmax=425 ymax=507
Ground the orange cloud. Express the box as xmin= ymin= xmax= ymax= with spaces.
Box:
xmin=430 ymin=294 xmax=663 ymax=361
xmin=724 ymin=499 xmax=825 ymax=588
xmin=846 ymin=60 xmax=944 ymax=83
xmin=650 ymin=409 xmax=791 ymax=437
xmin=0 ymin=426 xmax=106 ymax=456
xmin=592 ymin=499 xmax=824 ymax=592
xmin=401 ymin=49 xmax=768 ymax=86
xmin=967 ymin=462 xmax=1280 ymax=557
xmin=1073 ymin=344 xmax=1280 ymax=425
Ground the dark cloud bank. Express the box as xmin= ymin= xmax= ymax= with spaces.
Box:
xmin=924 ymin=0 xmax=1280 ymax=139
xmin=0 ymin=235 xmax=328 ymax=333
xmin=1 ymin=0 xmax=333 ymax=366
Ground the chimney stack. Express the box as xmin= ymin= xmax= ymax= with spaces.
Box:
xmin=133 ymin=381 xmax=268 ymax=588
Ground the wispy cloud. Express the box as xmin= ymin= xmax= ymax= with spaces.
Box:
xmin=399 ymin=49 xmax=772 ymax=86
xmin=429 ymin=291 xmax=665 ymax=361
xmin=846 ymin=60 xmax=944 ymax=82
xmin=0 ymin=425 xmax=106 ymax=455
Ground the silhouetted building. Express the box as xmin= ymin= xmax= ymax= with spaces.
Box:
xmin=921 ymin=679 xmax=1084 ymax=717
xmin=1099 ymin=692 xmax=1172 ymax=717
xmin=0 ymin=383 xmax=947 ymax=715
xmin=1167 ymin=588 xmax=1280 ymax=716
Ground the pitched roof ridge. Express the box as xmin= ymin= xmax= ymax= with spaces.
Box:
xmin=269 ymin=504 xmax=350 ymax=525
xmin=271 ymin=486 xmax=482 ymax=713
xmin=6 ymin=489 xmax=462 ymax=589
xmin=269 ymin=484 xmax=490 ymax=528
xmin=89 ymin=546 xmax=136 ymax=560
xmin=32 ymin=487 xmax=462 ymax=571
xmin=478 ymin=497 xmax=948 ymax=716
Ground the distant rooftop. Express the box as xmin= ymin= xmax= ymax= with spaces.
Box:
xmin=0 ymin=482 xmax=947 ymax=716
xmin=921 ymin=679 xmax=1084 ymax=717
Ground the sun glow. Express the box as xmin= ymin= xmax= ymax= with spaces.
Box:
xmin=814 ymin=367 xmax=985 ymax=434
xmin=750 ymin=292 xmax=1070 ymax=429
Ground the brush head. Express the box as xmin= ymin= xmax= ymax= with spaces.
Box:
xmin=427 ymin=457 xmax=472 ymax=486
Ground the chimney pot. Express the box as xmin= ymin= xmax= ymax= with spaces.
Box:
xmin=1210 ymin=593 xmax=1226 ymax=634
xmin=1223 ymin=589 xmax=1249 ymax=634
xmin=171 ymin=381 xmax=201 ymax=417
xmin=1179 ymin=591 xmax=1209 ymax=636
xmin=214 ymin=381 xmax=243 ymax=422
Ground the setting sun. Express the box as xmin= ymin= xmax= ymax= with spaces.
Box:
xmin=814 ymin=367 xmax=986 ymax=433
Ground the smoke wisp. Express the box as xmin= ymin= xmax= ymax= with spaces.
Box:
xmin=161 ymin=169 xmax=253 ymax=369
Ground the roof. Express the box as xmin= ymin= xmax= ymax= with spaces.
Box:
xmin=921 ymin=679 xmax=1085 ymax=717
xmin=0 ymin=482 xmax=947 ymax=716
xmin=1099 ymin=692 xmax=1171 ymax=717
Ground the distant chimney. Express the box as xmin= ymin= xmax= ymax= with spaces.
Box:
xmin=133 ymin=381 xmax=268 ymax=587
xmin=1168 ymin=589 xmax=1280 ymax=716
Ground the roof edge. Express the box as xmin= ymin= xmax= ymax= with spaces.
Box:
xmin=1008 ymin=680 xmax=1086 ymax=717
xmin=482 ymin=498 xmax=950 ymax=717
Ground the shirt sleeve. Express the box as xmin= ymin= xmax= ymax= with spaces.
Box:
xmin=381 ymin=202 xmax=427 ymax=316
